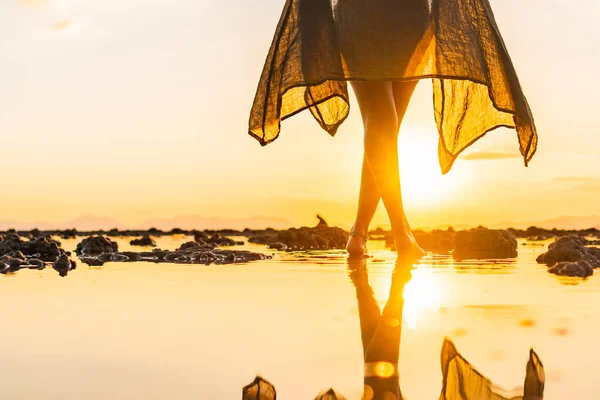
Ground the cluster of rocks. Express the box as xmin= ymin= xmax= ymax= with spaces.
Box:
xmin=194 ymin=232 xmax=244 ymax=247
xmin=377 ymin=227 xmax=518 ymax=258
xmin=0 ymin=233 xmax=76 ymax=276
xmin=76 ymin=236 xmax=119 ymax=255
xmin=76 ymin=236 xmax=269 ymax=267
xmin=536 ymin=236 xmax=600 ymax=277
xmin=250 ymin=226 xmax=348 ymax=251
xmin=0 ymin=227 xmax=261 ymax=239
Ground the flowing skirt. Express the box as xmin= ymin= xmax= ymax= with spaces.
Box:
xmin=248 ymin=0 xmax=537 ymax=174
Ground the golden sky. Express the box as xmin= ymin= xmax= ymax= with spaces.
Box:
xmin=1 ymin=0 xmax=599 ymax=230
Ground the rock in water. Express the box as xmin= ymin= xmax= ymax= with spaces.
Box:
xmin=536 ymin=236 xmax=600 ymax=268
xmin=267 ymin=226 xmax=348 ymax=251
xmin=130 ymin=234 xmax=157 ymax=247
xmin=0 ymin=234 xmax=65 ymax=262
xmin=27 ymin=259 xmax=45 ymax=270
xmin=413 ymin=229 xmax=455 ymax=253
xmin=76 ymin=236 xmax=119 ymax=255
xmin=242 ymin=376 xmax=276 ymax=400
xmin=52 ymin=254 xmax=75 ymax=277
xmin=267 ymin=242 xmax=288 ymax=251
xmin=453 ymin=228 xmax=517 ymax=260
xmin=548 ymin=260 xmax=594 ymax=278
xmin=0 ymin=262 xmax=9 ymax=274
xmin=206 ymin=234 xmax=243 ymax=247
xmin=21 ymin=236 xmax=63 ymax=261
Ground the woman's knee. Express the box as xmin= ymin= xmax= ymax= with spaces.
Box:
xmin=363 ymin=108 xmax=399 ymax=147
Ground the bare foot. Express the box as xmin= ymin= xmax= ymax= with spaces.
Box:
xmin=392 ymin=229 xmax=425 ymax=259
xmin=346 ymin=231 xmax=369 ymax=258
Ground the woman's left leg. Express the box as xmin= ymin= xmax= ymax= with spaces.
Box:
xmin=347 ymin=80 xmax=424 ymax=256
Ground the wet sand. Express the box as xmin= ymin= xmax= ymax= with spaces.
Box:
xmin=1 ymin=236 xmax=598 ymax=399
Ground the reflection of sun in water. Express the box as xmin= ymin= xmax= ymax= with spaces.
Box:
xmin=403 ymin=269 xmax=444 ymax=330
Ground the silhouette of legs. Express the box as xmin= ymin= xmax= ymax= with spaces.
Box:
xmin=347 ymin=81 xmax=424 ymax=258
xmin=348 ymin=258 xmax=415 ymax=400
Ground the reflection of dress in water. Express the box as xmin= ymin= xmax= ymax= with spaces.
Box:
xmin=242 ymin=259 xmax=546 ymax=400
xmin=349 ymin=258 xmax=545 ymax=400
xmin=249 ymin=0 xmax=538 ymax=174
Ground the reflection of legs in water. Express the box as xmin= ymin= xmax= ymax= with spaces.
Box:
xmin=348 ymin=258 xmax=414 ymax=400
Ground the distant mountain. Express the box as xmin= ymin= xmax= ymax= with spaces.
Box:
xmin=495 ymin=215 xmax=600 ymax=230
xmin=0 ymin=215 xmax=124 ymax=231
xmin=2 ymin=213 xmax=598 ymax=232
xmin=532 ymin=215 xmax=600 ymax=230
xmin=59 ymin=215 xmax=125 ymax=230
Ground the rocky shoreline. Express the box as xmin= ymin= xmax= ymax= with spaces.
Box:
xmin=2 ymin=223 xmax=597 ymax=243
xmin=1 ymin=220 xmax=599 ymax=279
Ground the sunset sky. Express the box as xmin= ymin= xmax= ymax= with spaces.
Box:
xmin=1 ymin=0 xmax=599 ymax=230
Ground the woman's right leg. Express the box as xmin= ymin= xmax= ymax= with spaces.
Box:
xmin=349 ymin=81 xmax=424 ymax=257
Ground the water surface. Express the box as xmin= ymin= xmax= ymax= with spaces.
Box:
xmin=1 ymin=237 xmax=597 ymax=399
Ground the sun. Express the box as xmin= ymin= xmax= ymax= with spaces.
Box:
xmin=398 ymin=124 xmax=468 ymax=207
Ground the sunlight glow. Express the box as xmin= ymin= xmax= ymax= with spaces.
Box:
xmin=403 ymin=270 xmax=445 ymax=330
xmin=398 ymin=128 xmax=469 ymax=207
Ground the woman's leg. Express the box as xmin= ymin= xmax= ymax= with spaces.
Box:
xmin=348 ymin=81 xmax=424 ymax=256
xmin=346 ymin=154 xmax=381 ymax=256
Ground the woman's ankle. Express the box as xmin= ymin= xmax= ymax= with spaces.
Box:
xmin=351 ymin=223 xmax=369 ymax=237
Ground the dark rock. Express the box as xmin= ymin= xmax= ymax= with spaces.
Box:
xmin=5 ymin=257 xmax=26 ymax=267
xmin=121 ymin=251 xmax=142 ymax=261
xmin=27 ymin=258 xmax=45 ymax=270
xmin=110 ymin=253 xmax=129 ymax=262
xmin=453 ymin=228 xmax=518 ymax=260
xmin=267 ymin=242 xmax=288 ymax=251
xmin=52 ymin=254 xmax=74 ymax=277
xmin=6 ymin=250 xmax=26 ymax=260
xmin=248 ymin=234 xmax=273 ymax=244
xmin=59 ymin=229 xmax=78 ymax=239
xmin=21 ymin=237 xmax=64 ymax=261
xmin=76 ymin=236 xmax=119 ymax=255
xmin=192 ymin=252 xmax=215 ymax=263
xmin=130 ymin=234 xmax=157 ymax=247
xmin=0 ymin=233 xmax=23 ymax=254
xmin=177 ymin=241 xmax=214 ymax=251
xmin=316 ymin=214 xmax=329 ymax=227
xmin=266 ymin=226 xmax=348 ymax=251
xmin=193 ymin=231 xmax=209 ymax=242
xmin=413 ymin=229 xmax=455 ymax=253
xmin=0 ymin=262 xmax=9 ymax=274
xmin=548 ymin=260 xmax=594 ymax=278
xmin=80 ymin=258 xmax=106 ymax=267
xmin=207 ymin=234 xmax=243 ymax=247
xmin=165 ymin=252 xmax=190 ymax=263
xmin=212 ymin=249 xmax=269 ymax=263
xmin=536 ymin=236 xmax=600 ymax=267
xmin=97 ymin=253 xmax=114 ymax=263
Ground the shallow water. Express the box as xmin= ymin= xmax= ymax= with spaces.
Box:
xmin=1 ymin=236 xmax=598 ymax=399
